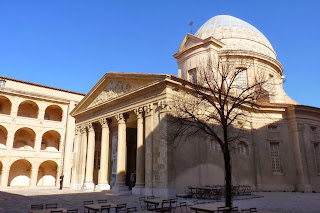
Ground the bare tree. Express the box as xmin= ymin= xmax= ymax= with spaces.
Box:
xmin=169 ymin=55 xmax=269 ymax=208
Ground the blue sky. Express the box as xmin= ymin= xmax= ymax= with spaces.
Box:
xmin=0 ymin=1 xmax=319 ymax=107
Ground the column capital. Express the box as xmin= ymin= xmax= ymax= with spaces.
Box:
xmin=80 ymin=126 xmax=87 ymax=134
xmin=86 ymin=123 xmax=95 ymax=132
xmin=144 ymin=104 xmax=154 ymax=117
xmin=75 ymin=126 xmax=81 ymax=135
xmin=99 ymin=118 xmax=112 ymax=127
xmin=115 ymin=113 xmax=129 ymax=123
xmin=134 ymin=107 xmax=144 ymax=118
xmin=158 ymin=100 xmax=169 ymax=113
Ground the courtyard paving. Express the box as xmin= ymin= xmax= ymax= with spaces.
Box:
xmin=0 ymin=187 xmax=319 ymax=213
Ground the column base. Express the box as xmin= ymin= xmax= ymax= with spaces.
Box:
xmin=96 ymin=184 xmax=111 ymax=191
xmin=83 ymin=181 xmax=95 ymax=191
xmin=112 ymin=185 xmax=129 ymax=193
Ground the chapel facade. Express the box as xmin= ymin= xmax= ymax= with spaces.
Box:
xmin=1 ymin=15 xmax=320 ymax=198
xmin=69 ymin=15 xmax=320 ymax=197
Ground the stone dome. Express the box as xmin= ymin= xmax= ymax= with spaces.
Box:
xmin=195 ymin=15 xmax=277 ymax=59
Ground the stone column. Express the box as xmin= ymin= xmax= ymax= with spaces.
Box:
xmin=71 ymin=126 xmax=81 ymax=189
xmin=30 ymin=167 xmax=39 ymax=187
xmin=112 ymin=113 xmax=129 ymax=192
xmin=79 ymin=126 xmax=88 ymax=188
xmin=83 ymin=123 xmax=95 ymax=190
xmin=97 ymin=118 xmax=112 ymax=190
xmin=0 ymin=167 xmax=9 ymax=187
xmin=133 ymin=107 xmax=145 ymax=195
xmin=144 ymin=104 xmax=154 ymax=195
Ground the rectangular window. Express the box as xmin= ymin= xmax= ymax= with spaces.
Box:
xmin=314 ymin=143 xmax=320 ymax=174
xmin=270 ymin=142 xmax=282 ymax=173
xmin=188 ymin=69 xmax=197 ymax=83
xmin=236 ymin=69 xmax=247 ymax=89
xmin=0 ymin=80 xmax=6 ymax=88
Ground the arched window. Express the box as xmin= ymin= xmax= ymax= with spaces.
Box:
xmin=0 ymin=95 xmax=11 ymax=115
xmin=13 ymin=127 xmax=36 ymax=150
xmin=8 ymin=159 xmax=32 ymax=186
xmin=238 ymin=141 xmax=249 ymax=155
xmin=41 ymin=130 xmax=61 ymax=151
xmin=44 ymin=105 xmax=63 ymax=121
xmin=17 ymin=100 xmax=39 ymax=118
xmin=0 ymin=125 xmax=8 ymax=148
xmin=37 ymin=160 xmax=58 ymax=186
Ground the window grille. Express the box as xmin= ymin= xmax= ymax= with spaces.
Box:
xmin=236 ymin=69 xmax=247 ymax=89
xmin=270 ymin=142 xmax=282 ymax=173
xmin=313 ymin=143 xmax=320 ymax=174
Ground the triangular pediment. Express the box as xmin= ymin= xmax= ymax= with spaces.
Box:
xmin=173 ymin=33 xmax=225 ymax=59
xmin=71 ymin=72 xmax=168 ymax=116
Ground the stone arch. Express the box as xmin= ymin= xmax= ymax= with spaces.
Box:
xmin=44 ymin=105 xmax=63 ymax=121
xmin=17 ymin=100 xmax=39 ymax=118
xmin=0 ymin=125 xmax=8 ymax=148
xmin=13 ymin=127 xmax=36 ymax=150
xmin=41 ymin=130 xmax=61 ymax=151
xmin=237 ymin=141 xmax=249 ymax=155
xmin=0 ymin=95 xmax=12 ymax=115
xmin=8 ymin=159 xmax=32 ymax=186
xmin=37 ymin=160 xmax=58 ymax=186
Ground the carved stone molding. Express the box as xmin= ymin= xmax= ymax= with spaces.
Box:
xmin=80 ymin=126 xmax=87 ymax=134
xmin=99 ymin=118 xmax=112 ymax=127
xmin=86 ymin=123 xmax=94 ymax=132
xmin=134 ymin=107 xmax=144 ymax=118
xmin=157 ymin=100 xmax=168 ymax=112
xmin=144 ymin=104 xmax=153 ymax=116
xmin=75 ymin=126 xmax=81 ymax=135
xmin=115 ymin=113 xmax=129 ymax=123
xmin=88 ymin=81 xmax=139 ymax=108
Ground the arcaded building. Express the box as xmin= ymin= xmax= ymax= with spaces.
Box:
xmin=0 ymin=76 xmax=84 ymax=188
xmin=70 ymin=15 xmax=320 ymax=198
xmin=1 ymin=15 xmax=320 ymax=198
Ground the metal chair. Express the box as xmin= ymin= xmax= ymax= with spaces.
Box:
xmin=50 ymin=211 xmax=63 ymax=213
xmin=83 ymin=201 xmax=94 ymax=213
xmin=178 ymin=202 xmax=188 ymax=213
xmin=67 ymin=209 xmax=79 ymax=213
xmin=155 ymin=200 xmax=171 ymax=213
xmin=138 ymin=196 xmax=146 ymax=210
xmin=241 ymin=208 xmax=257 ymax=212
xmin=100 ymin=205 xmax=111 ymax=213
xmin=115 ymin=203 xmax=126 ymax=213
xmin=45 ymin=203 xmax=58 ymax=209
xmin=98 ymin=199 xmax=108 ymax=203
xmin=30 ymin=204 xmax=44 ymax=210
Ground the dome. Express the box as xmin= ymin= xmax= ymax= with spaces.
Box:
xmin=195 ymin=15 xmax=277 ymax=59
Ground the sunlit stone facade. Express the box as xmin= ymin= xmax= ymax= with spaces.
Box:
xmin=1 ymin=15 xmax=320 ymax=197
xmin=0 ymin=76 xmax=84 ymax=188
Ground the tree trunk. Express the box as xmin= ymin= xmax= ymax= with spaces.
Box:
xmin=223 ymin=130 xmax=232 ymax=209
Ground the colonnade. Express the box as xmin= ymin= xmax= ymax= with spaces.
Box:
xmin=73 ymin=104 xmax=159 ymax=192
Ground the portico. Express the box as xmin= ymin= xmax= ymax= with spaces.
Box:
xmin=70 ymin=73 xmax=175 ymax=197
